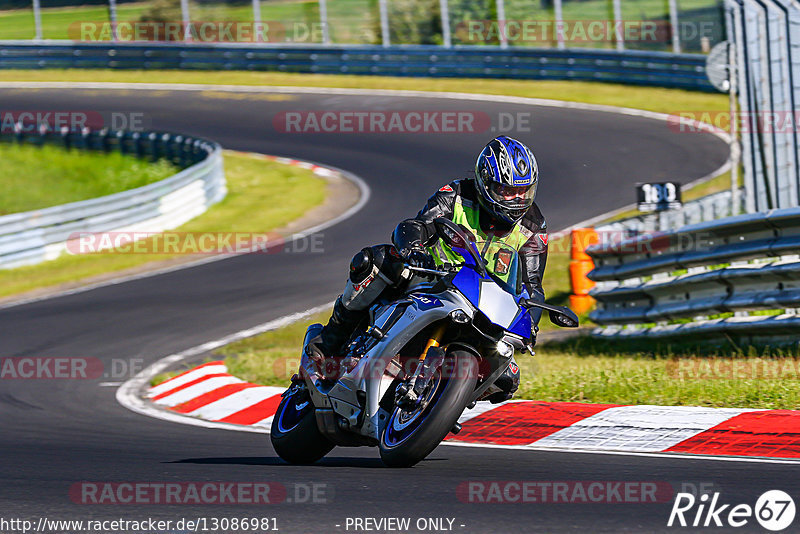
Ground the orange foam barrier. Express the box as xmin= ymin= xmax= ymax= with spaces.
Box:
xmin=570 ymin=227 xmax=599 ymax=261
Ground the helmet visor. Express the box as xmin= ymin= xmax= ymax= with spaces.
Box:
xmin=487 ymin=182 xmax=536 ymax=209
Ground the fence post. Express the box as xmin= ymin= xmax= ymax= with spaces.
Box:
xmin=32 ymin=0 xmax=42 ymax=40
xmin=554 ymin=0 xmax=565 ymax=49
xmin=613 ymin=0 xmax=624 ymax=50
xmin=180 ymin=0 xmax=192 ymax=41
xmin=252 ymin=0 xmax=261 ymax=24
xmin=108 ymin=0 xmax=118 ymax=41
xmin=496 ymin=0 xmax=508 ymax=48
xmin=668 ymin=0 xmax=681 ymax=53
xmin=379 ymin=0 xmax=390 ymax=46
xmin=319 ymin=0 xmax=330 ymax=44
xmin=725 ymin=15 xmax=741 ymax=213
xmin=440 ymin=0 xmax=451 ymax=47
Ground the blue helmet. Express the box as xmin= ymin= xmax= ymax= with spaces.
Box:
xmin=474 ymin=136 xmax=539 ymax=224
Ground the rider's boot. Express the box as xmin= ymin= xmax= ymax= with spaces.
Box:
xmin=305 ymin=296 xmax=365 ymax=378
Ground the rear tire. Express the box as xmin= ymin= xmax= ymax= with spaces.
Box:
xmin=379 ymin=349 xmax=477 ymax=467
xmin=270 ymin=386 xmax=334 ymax=464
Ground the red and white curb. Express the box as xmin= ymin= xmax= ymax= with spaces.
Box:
xmin=230 ymin=151 xmax=342 ymax=181
xmin=148 ymin=361 xmax=285 ymax=428
xmin=147 ymin=361 xmax=800 ymax=462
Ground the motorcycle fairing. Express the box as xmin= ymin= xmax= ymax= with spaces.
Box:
xmin=451 ymin=266 xmax=532 ymax=339
xmin=321 ymin=287 xmax=475 ymax=441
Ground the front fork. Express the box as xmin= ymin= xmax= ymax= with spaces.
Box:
xmin=395 ymin=322 xmax=448 ymax=410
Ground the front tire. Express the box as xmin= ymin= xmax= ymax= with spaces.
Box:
xmin=379 ymin=349 xmax=478 ymax=468
xmin=270 ymin=385 xmax=334 ymax=464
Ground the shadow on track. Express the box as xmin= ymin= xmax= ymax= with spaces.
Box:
xmin=169 ymin=456 xmax=396 ymax=468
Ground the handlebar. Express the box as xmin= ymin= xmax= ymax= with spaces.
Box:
xmin=405 ymin=265 xmax=451 ymax=277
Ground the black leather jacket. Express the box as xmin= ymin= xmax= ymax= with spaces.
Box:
xmin=392 ymin=179 xmax=548 ymax=302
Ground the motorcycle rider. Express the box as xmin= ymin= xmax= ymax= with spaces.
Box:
xmin=306 ymin=135 xmax=548 ymax=402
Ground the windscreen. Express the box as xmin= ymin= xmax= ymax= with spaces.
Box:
xmin=472 ymin=235 xmax=521 ymax=294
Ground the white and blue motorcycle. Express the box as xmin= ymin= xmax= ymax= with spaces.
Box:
xmin=271 ymin=218 xmax=578 ymax=467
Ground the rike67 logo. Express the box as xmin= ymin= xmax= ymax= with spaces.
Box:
xmin=668 ymin=490 xmax=796 ymax=531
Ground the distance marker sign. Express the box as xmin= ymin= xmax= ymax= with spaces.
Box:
xmin=637 ymin=182 xmax=682 ymax=212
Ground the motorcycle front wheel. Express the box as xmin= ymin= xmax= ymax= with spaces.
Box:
xmin=379 ymin=349 xmax=478 ymax=468
xmin=270 ymin=385 xmax=334 ymax=464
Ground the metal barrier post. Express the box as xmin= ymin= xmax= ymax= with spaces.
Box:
xmin=180 ymin=0 xmax=192 ymax=41
xmin=613 ymin=0 xmax=624 ymax=50
xmin=379 ymin=0 xmax=390 ymax=46
xmin=668 ymin=0 xmax=681 ymax=53
xmin=554 ymin=0 xmax=565 ymax=50
xmin=496 ymin=0 xmax=508 ymax=48
xmin=32 ymin=0 xmax=42 ymax=40
xmin=440 ymin=0 xmax=451 ymax=47
xmin=108 ymin=0 xmax=118 ymax=41
xmin=726 ymin=14 xmax=742 ymax=213
xmin=319 ymin=0 xmax=330 ymax=44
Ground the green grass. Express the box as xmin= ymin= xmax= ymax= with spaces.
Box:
xmin=0 ymin=150 xmax=327 ymax=298
xmin=521 ymin=338 xmax=800 ymax=409
xmin=0 ymin=142 xmax=176 ymax=215
xmin=0 ymin=69 xmax=729 ymax=117
xmin=0 ymin=3 xmax=148 ymax=40
xmin=0 ymin=0 xmax=366 ymax=41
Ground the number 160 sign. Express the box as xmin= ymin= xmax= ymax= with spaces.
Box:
xmin=637 ymin=182 xmax=682 ymax=212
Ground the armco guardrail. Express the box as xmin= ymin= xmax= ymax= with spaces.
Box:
xmin=0 ymin=41 xmax=715 ymax=91
xmin=587 ymin=207 xmax=800 ymax=340
xmin=0 ymin=128 xmax=225 ymax=269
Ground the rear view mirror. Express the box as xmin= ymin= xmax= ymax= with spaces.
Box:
xmin=433 ymin=218 xmax=487 ymax=276
xmin=523 ymin=299 xmax=580 ymax=328
xmin=434 ymin=218 xmax=468 ymax=249
xmin=548 ymin=309 xmax=579 ymax=328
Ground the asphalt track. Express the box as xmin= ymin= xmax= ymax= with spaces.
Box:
xmin=1 ymin=86 xmax=793 ymax=533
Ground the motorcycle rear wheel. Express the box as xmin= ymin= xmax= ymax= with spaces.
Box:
xmin=379 ymin=349 xmax=477 ymax=468
xmin=270 ymin=385 xmax=334 ymax=464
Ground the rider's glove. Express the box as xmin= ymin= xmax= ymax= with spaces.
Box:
xmin=400 ymin=246 xmax=435 ymax=270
